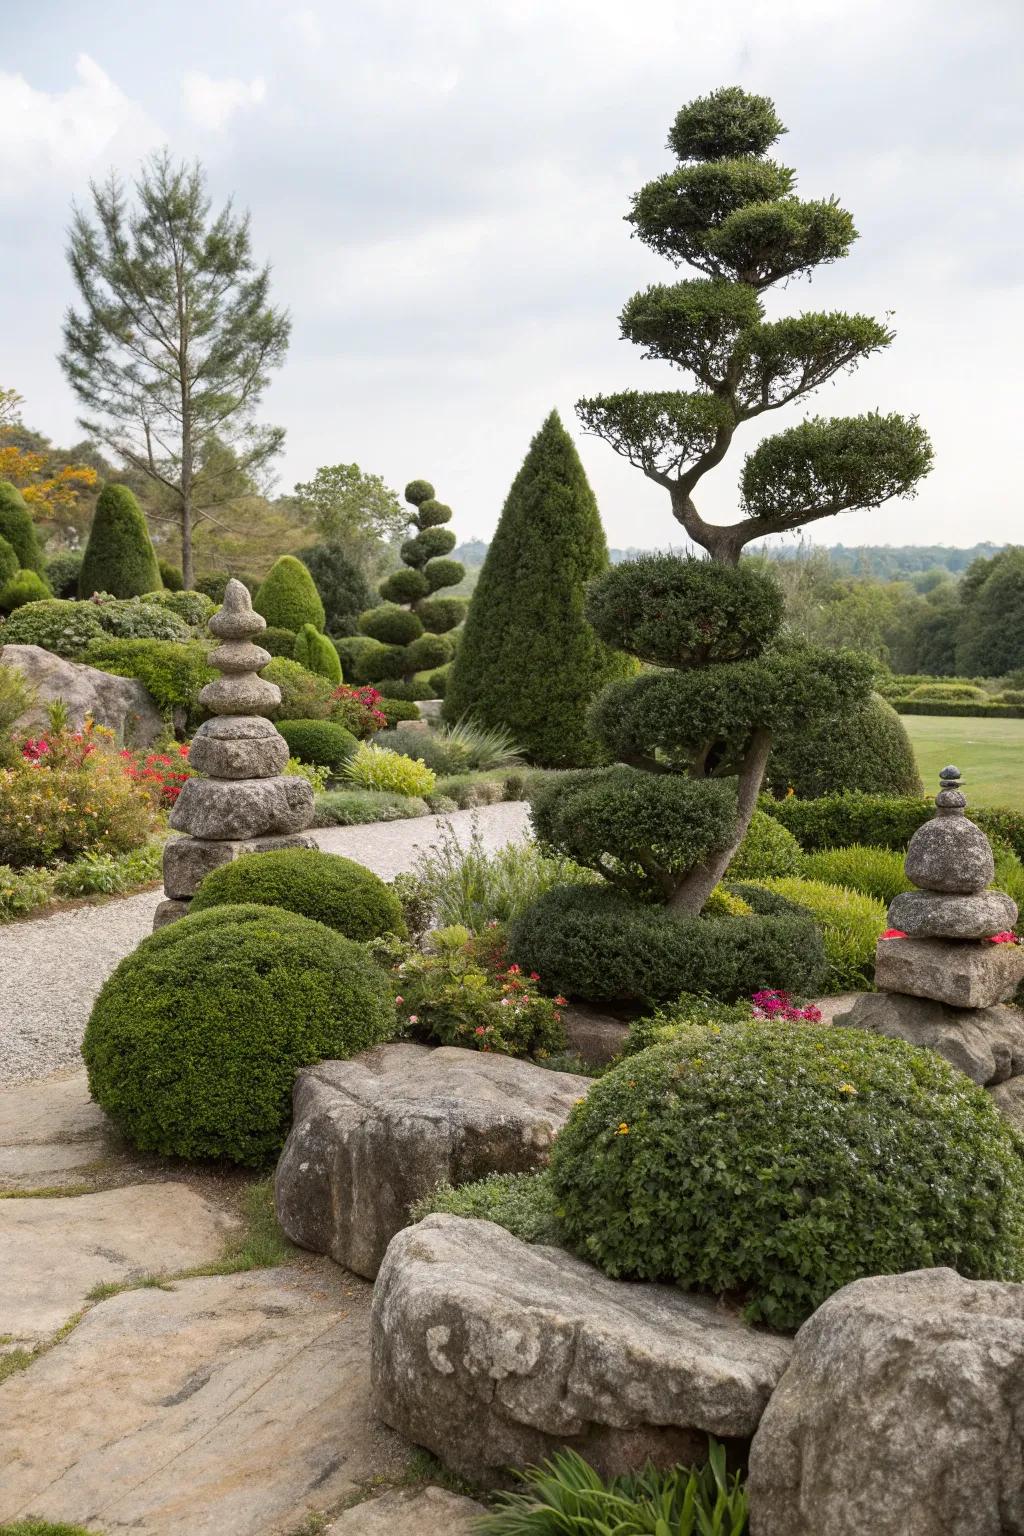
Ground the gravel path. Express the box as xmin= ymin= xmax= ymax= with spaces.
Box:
xmin=0 ymin=803 xmax=532 ymax=1086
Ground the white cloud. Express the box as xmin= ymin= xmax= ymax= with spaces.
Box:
xmin=0 ymin=53 xmax=160 ymax=194
xmin=182 ymin=71 xmax=267 ymax=131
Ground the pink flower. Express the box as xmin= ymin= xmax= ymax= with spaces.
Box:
xmin=407 ymin=1014 xmax=419 ymax=1024
xmin=529 ymin=971 xmax=540 ymax=981
xmin=394 ymin=995 xmax=404 ymax=1005
xmin=988 ymin=931 xmax=1018 ymax=944
xmin=881 ymin=929 xmax=908 ymax=940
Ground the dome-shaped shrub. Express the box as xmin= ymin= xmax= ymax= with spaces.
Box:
xmin=766 ymin=691 xmax=921 ymax=799
xmin=190 ymin=849 xmax=405 ymax=941
xmin=727 ymin=808 xmax=802 ymax=879
xmin=549 ymin=1022 xmax=1024 ymax=1330
xmin=293 ymin=622 xmax=343 ymax=682
xmin=262 ymin=657 xmax=335 ymax=720
xmin=424 ymin=557 xmax=466 ymax=593
xmin=0 ymin=481 xmax=47 ymax=577
xmin=46 ymin=549 xmax=83 ymax=598
xmin=79 ymin=484 xmax=161 ymax=598
xmin=141 ymin=589 xmax=216 ymax=627
xmin=378 ymin=566 xmax=430 ymax=605
xmin=401 ymin=527 xmax=457 ymax=567
xmin=82 ymin=903 xmax=395 ymax=1164
xmin=586 ymin=554 xmax=784 ymax=668
xmin=277 ymin=718 xmax=357 ymax=773
xmin=91 ymin=598 xmax=190 ymax=642
xmin=404 ymin=478 xmax=435 ymax=506
xmin=254 ymin=555 xmax=326 ymax=633
xmin=159 ymin=560 xmax=184 ymax=591
xmin=359 ymin=604 xmax=424 ymax=646
xmin=0 ymin=569 xmax=50 ymax=612
xmin=260 ymin=625 xmax=298 ymax=657
xmin=0 ymin=599 xmax=106 ymax=658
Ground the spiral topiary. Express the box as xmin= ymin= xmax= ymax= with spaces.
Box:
xmin=82 ymin=903 xmax=396 ymax=1164
xmin=359 ymin=478 xmax=467 ymax=687
xmin=548 ymin=1021 xmax=1024 ymax=1330
xmin=189 ymin=849 xmax=406 ymax=942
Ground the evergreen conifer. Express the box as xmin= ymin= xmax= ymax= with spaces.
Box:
xmin=79 ymin=483 xmax=161 ymax=598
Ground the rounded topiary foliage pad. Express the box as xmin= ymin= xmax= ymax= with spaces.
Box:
xmin=190 ymin=848 xmax=405 ymax=941
xmin=549 ymin=1021 xmax=1024 ymax=1331
xmin=83 ymin=903 xmax=395 ymax=1164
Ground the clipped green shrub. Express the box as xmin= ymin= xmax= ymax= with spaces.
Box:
xmin=747 ymin=875 xmax=886 ymax=991
xmin=587 ymin=553 xmax=784 ymax=668
xmin=262 ymin=657 xmax=335 ymax=721
xmin=0 ymin=481 xmax=47 ymax=577
xmin=622 ymin=992 xmax=755 ymax=1057
xmin=299 ymin=543 xmax=372 ymax=636
xmin=293 ymin=622 xmax=342 ymax=682
xmin=195 ymin=571 xmax=231 ymax=602
xmin=726 ymin=807 xmax=802 ymax=880
xmin=359 ymin=603 xmax=423 ymax=646
xmin=401 ymin=525 xmax=457 ymax=566
xmin=311 ymin=789 xmax=429 ymax=826
xmin=259 ymin=625 xmax=298 ymax=657
xmin=763 ymin=790 xmax=935 ymax=853
xmin=404 ymin=631 xmax=452 ymax=673
xmin=343 ymin=741 xmax=437 ymax=797
xmin=424 ymin=556 xmax=465 ymax=593
xmin=0 ymin=569 xmax=51 ymax=612
xmin=765 ymin=691 xmax=922 ymax=799
xmin=90 ymin=597 xmax=190 ymax=642
xmin=79 ymin=484 xmax=161 ymax=598
xmin=428 ymin=664 xmax=449 ymax=697
xmin=85 ymin=638 xmax=215 ymax=717
xmin=414 ymin=595 xmax=466 ymax=633
xmin=412 ymin=1171 xmax=561 ymax=1246
xmin=369 ymin=674 xmax=434 ymax=698
xmin=190 ymin=848 xmax=405 ymax=941
xmin=82 ymin=903 xmax=395 ymax=1164
xmin=159 ymin=559 xmax=184 ymax=590
xmin=141 ymin=589 xmax=216 ymax=627
xmin=445 ymin=411 xmax=634 ymax=766
xmin=45 ymin=548 xmax=83 ymax=598
xmin=907 ymin=681 xmax=988 ymax=701
xmin=378 ymin=565 xmax=430 ymax=604
xmin=799 ymin=844 xmax=913 ymax=906
xmin=0 ymin=599 xmax=105 ymax=658
xmin=377 ymin=696 xmax=422 ymax=725
xmin=508 ymin=882 xmax=826 ymax=1004
xmin=276 ymin=718 xmax=357 ymax=773
xmin=550 ymin=1024 xmax=1024 ymax=1330
xmin=334 ymin=634 xmax=390 ymax=681
xmin=254 ymin=554 xmax=325 ymax=633
xmin=531 ymin=766 xmax=737 ymax=900
xmin=0 ymin=535 xmax=18 ymax=587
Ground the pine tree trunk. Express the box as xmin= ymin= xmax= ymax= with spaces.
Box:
xmin=667 ymin=728 xmax=773 ymax=915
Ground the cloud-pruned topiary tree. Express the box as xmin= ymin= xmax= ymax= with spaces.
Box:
xmin=443 ymin=411 xmax=634 ymax=766
xmin=357 ymin=479 xmax=467 ymax=685
xmin=254 ymin=554 xmax=326 ymax=634
xmin=79 ymin=482 xmax=161 ymax=598
xmin=0 ymin=481 xmax=48 ymax=580
xmin=577 ymin=85 xmax=933 ymax=564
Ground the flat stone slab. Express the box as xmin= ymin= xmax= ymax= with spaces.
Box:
xmin=371 ymin=1214 xmax=792 ymax=1483
xmin=0 ymin=1266 xmax=405 ymax=1535
xmin=162 ymin=830 xmax=318 ymax=898
xmin=748 ymin=1267 xmax=1024 ymax=1536
xmin=169 ymin=773 xmax=313 ymax=840
xmin=874 ymin=934 xmax=1024 ymax=1008
xmin=834 ymin=991 xmax=1024 ymax=1085
xmin=1 ymin=1183 xmax=238 ymax=1347
xmin=887 ymin=888 xmax=1017 ymax=940
xmin=277 ymin=1044 xmax=592 ymax=1280
xmin=329 ymin=1486 xmax=487 ymax=1533
xmin=0 ymin=1069 xmax=114 ymax=1192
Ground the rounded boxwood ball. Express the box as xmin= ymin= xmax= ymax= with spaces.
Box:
xmin=379 ymin=567 xmax=430 ymax=605
xmin=404 ymin=478 xmax=435 ymax=506
xmin=277 ymin=718 xmax=358 ymax=772
xmin=359 ymin=603 xmax=424 ymax=646
xmin=586 ymin=553 xmax=784 ymax=668
xmin=82 ymin=904 xmax=396 ymax=1165
xmin=765 ymin=690 xmax=922 ymax=799
xmin=549 ymin=1022 xmax=1024 ymax=1331
xmin=190 ymin=849 xmax=406 ymax=942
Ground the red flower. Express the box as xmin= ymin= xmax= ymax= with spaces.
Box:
xmin=988 ymin=931 xmax=1018 ymax=944
xmin=880 ymin=929 xmax=908 ymax=940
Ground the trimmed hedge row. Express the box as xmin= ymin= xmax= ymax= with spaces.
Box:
xmin=763 ymin=790 xmax=1024 ymax=865
xmin=893 ymin=699 xmax=1024 ymax=718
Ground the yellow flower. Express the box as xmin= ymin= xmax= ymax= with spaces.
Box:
xmin=615 ymin=1122 xmax=630 ymax=1135
xmin=837 ymin=1082 xmax=858 ymax=1095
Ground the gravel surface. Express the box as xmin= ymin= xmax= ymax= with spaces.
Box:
xmin=0 ymin=802 xmax=532 ymax=1086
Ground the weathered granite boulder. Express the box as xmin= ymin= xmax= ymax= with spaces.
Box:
xmin=162 ymin=830 xmax=318 ymax=899
xmin=989 ymin=1074 xmax=1024 ymax=1132
xmin=169 ymin=774 xmax=314 ymax=840
xmin=371 ymin=1214 xmax=793 ymax=1483
xmin=904 ymin=809 xmax=995 ymax=893
xmin=1 ymin=644 xmax=163 ymax=746
xmin=747 ymin=1267 xmax=1024 ymax=1536
xmin=834 ymin=991 xmax=1024 ymax=1085
xmin=328 ymin=1487 xmax=487 ymax=1533
xmin=562 ymin=1004 xmax=630 ymax=1068
xmin=874 ymin=934 xmax=1024 ymax=1008
xmin=188 ymin=715 xmax=290 ymax=780
xmin=275 ymin=1044 xmax=591 ymax=1279
xmin=152 ymin=898 xmax=190 ymax=930
xmin=888 ymin=887 xmax=1018 ymax=940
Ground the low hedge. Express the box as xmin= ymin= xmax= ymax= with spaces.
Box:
xmin=190 ymin=847 xmax=406 ymax=941
xmin=311 ymin=789 xmax=430 ymax=826
xmin=82 ymin=903 xmax=395 ymax=1164
xmin=507 ymin=882 xmax=827 ymax=1004
xmin=548 ymin=1022 xmax=1024 ymax=1330
xmin=276 ymin=718 xmax=358 ymax=773
xmin=746 ymin=875 xmax=886 ymax=991
xmin=893 ymin=699 xmax=1024 ymax=718
xmin=763 ymin=791 xmax=1024 ymax=865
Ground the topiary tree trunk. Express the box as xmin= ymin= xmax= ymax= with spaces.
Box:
xmin=443 ymin=411 xmax=635 ymax=765
xmin=358 ymin=480 xmax=467 ymax=687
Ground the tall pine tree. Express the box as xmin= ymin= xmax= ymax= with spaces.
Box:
xmin=445 ymin=411 xmax=633 ymax=765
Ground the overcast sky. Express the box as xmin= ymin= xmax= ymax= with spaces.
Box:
xmin=3 ymin=0 xmax=1022 ymax=553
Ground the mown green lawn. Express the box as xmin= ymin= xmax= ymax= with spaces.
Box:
xmin=903 ymin=715 xmax=1024 ymax=812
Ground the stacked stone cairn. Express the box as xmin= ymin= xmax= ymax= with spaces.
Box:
xmin=154 ymin=579 xmax=317 ymax=929
xmin=837 ymin=766 xmax=1024 ymax=1101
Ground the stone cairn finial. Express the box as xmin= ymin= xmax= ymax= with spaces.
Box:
xmin=835 ymin=765 xmax=1024 ymax=1095
xmin=153 ymin=579 xmax=317 ymax=929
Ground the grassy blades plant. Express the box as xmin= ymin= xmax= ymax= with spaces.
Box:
xmin=397 ymin=817 xmax=598 ymax=935
xmin=798 ymin=844 xmax=912 ymax=906
xmin=311 ymin=789 xmax=430 ymax=826
xmin=474 ymin=1440 xmax=747 ymax=1535
xmin=441 ymin=714 xmax=524 ymax=771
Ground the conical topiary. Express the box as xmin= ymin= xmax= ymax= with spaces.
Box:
xmin=358 ymin=479 xmax=467 ymax=686
xmin=293 ymin=622 xmax=343 ymax=683
xmin=254 ymin=555 xmax=326 ymax=634
xmin=0 ymin=534 xmax=18 ymax=588
xmin=444 ymin=410 xmax=634 ymax=765
xmin=79 ymin=483 xmax=161 ymax=598
xmin=0 ymin=482 xmax=47 ymax=580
